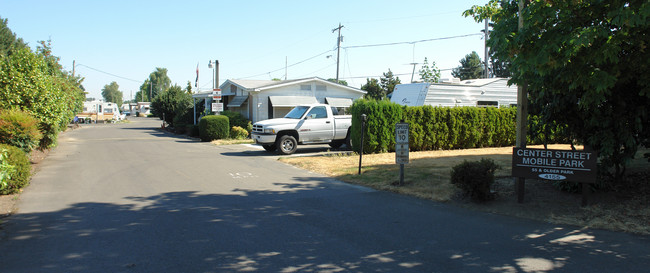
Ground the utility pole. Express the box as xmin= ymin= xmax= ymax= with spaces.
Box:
xmin=332 ymin=23 xmax=344 ymax=83
xmin=72 ymin=60 xmax=76 ymax=77
xmin=484 ymin=19 xmax=489 ymax=78
xmin=515 ymin=0 xmax=528 ymax=203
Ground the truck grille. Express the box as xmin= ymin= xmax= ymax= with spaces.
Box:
xmin=252 ymin=124 xmax=264 ymax=133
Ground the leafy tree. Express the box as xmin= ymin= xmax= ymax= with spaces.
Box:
xmin=327 ymin=78 xmax=348 ymax=86
xmin=136 ymin=68 xmax=171 ymax=102
xmin=0 ymin=17 xmax=27 ymax=57
xmin=185 ymin=80 xmax=193 ymax=94
xmin=380 ymin=69 xmax=400 ymax=96
xmin=419 ymin=57 xmax=441 ymax=83
xmin=0 ymin=46 xmax=83 ymax=149
xmin=150 ymin=84 xmax=192 ymax=126
xmin=452 ymin=51 xmax=484 ymax=80
xmin=101 ymin=81 xmax=123 ymax=104
xmin=467 ymin=0 xmax=650 ymax=181
xmin=361 ymin=78 xmax=383 ymax=100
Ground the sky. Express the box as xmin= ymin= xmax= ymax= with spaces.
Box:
xmin=2 ymin=0 xmax=489 ymax=101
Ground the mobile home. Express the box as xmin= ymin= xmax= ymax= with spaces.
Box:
xmin=391 ymin=78 xmax=517 ymax=108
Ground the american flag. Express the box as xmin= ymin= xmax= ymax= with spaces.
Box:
xmin=195 ymin=63 xmax=199 ymax=87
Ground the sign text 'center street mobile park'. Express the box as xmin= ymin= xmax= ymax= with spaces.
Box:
xmin=512 ymin=148 xmax=598 ymax=183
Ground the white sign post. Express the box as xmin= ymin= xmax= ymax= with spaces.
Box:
xmin=211 ymin=89 xmax=222 ymax=113
xmin=395 ymin=122 xmax=409 ymax=185
xmin=211 ymin=102 xmax=223 ymax=112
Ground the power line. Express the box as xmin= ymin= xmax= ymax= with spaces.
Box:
xmin=238 ymin=49 xmax=335 ymax=79
xmin=76 ymin=64 xmax=142 ymax=83
xmin=343 ymin=33 xmax=483 ymax=49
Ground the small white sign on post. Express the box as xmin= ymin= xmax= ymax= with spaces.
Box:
xmin=212 ymin=102 xmax=224 ymax=112
xmin=395 ymin=122 xmax=409 ymax=164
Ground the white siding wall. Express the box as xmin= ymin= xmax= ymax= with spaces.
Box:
xmin=252 ymin=81 xmax=363 ymax=122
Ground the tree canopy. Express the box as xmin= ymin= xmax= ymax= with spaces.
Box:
xmin=380 ymin=69 xmax=400 ymax=96
xmin=451 ymin=51 xmax=484 ymax=80
xmin=419 ymin=57 xmax=441 ymax=83
xmin=361 ymin=78 xmax=382 ymax=100
xmin=135 ymin=68 xmax=171 ymax=102
xmin=101 ymin=81 xmax=123 ymax=104
xmin=467 ymin=0 xmax=650 ymax=180
xmin=151 ymin=84 xmax=192 ymax=126
xmin=0 ymin=19 xmax=84 ymax=149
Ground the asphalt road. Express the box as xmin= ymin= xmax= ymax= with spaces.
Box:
xmin=0 ymin=117 xmax=648 ymax=272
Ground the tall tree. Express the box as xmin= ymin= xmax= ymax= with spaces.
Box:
xmin=185 ymin=80 xmax=193 ymax=94
xmin=467 ymin=0 xmax=650 ymax=181
xmin=380 ymin=69 xmax=401 ymax=95
xmin=137 ymin=68 xmax=171 ymax=102
xmin=361 ymin=78 xmax=383 ymax=100
xmin=418 ymin=57 xmax=441 ymax=83
xmin=101 ymin=81 xmax=123 ymax=104
xmin=451 ymin=51 xmax=484 ymax=80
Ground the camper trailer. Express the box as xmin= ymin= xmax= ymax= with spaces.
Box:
xmin=391 ymin=78 xmax=517 ymax=108
xmin=75 ymin=100 xmax=125 ymax=123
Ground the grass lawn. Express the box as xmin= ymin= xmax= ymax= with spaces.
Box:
xmin=280 ymin=145 xmax=650 ymax=235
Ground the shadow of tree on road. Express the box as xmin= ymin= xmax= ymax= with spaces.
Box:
xmin=1 ymin=181 xmax=647 ymax=272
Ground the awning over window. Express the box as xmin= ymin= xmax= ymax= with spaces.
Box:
xmin=227 ymin=96 xmax=248 ymax=107
xmin=269 ymin=96 xmax=318 ymax=107
xmin=325 ymin=97 xmax=353 ymax=108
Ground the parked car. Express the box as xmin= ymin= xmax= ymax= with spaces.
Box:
xmin=251 ymin=104 xmax=352 ymax=155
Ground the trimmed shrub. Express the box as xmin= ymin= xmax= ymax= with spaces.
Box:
xmin=349 ymin=99 xmax=403 ymax=153
xmin=0 ymin=109 xmax=42 ymax=153
xmin=451 ymin=158 xmax=500 ymax=202
xmin=230 ymin=126 xmax=249 ymax=140
xmin=199 ymin=115 xmax=229 ymax=141
xmin=0 ymin=144 xmax=31 ymax=195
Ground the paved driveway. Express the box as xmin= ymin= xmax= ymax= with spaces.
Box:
xmin=0 ymin=117 xmax=648 ymax=272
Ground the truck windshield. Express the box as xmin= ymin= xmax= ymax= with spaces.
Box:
xmin=284 ymin=106 xmax=310 ymax=119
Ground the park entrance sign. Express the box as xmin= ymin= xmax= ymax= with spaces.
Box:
xmin=512 ymin=148 xmax=598 ymax=183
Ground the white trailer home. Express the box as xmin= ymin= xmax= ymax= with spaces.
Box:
xmin=390 ymin=78 xmax=517 ymax=108
xmin=75 ymin=100 xmax=125 ymax=123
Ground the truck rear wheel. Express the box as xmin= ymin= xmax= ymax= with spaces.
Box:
xmin=276 ymin=135 xmax=297 ymax=155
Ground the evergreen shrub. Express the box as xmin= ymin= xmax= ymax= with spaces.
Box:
xmin=0 ymin=144 xmax=31 ymax=195
xmin=450 ymin=158 xmax=500 ymax=202
xmin=0 ymin=109 xmax=42 ymax=153
xmin=221 ymin=111 xmax=250 ymax=132
xmin=199 ymin=115 xmax=229 ymax=141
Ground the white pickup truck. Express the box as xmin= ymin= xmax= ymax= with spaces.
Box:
xmin=251 ymin=104 xmax=352 ymax=155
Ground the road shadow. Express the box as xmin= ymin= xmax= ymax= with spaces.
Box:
xmin=1 ymin=181 xmax=647 ymax=272
xmin=220 ymin=144 xmax=353 ymax=158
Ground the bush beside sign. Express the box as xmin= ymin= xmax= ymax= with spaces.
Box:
xmin=512 ymin=147 xmax=597 ymax=183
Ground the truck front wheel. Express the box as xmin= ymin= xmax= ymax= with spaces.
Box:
xmin=277 ymin=135 xmax=297 ymax=155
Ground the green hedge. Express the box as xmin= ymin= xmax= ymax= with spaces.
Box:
xmin=221 ymin=110 xmax=251 ymax=133
xmin=0 ymin=144 xmax=31 ymax=195
xmin=199 ymin=115 xmax=229 ymax=141
xmin=349 ymin=100 xmax=567 ymax=154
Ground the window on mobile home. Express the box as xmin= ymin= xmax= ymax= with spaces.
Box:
xmin=477 ymin=101 xmax=499 ymax=107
